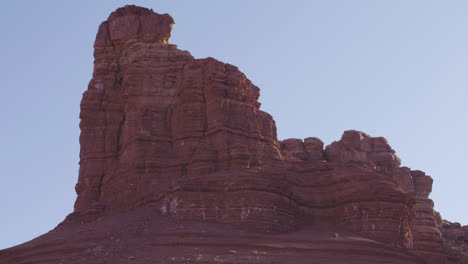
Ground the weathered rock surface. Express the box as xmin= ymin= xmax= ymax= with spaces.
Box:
xmin=1 ymin=5 xmax=466 ymax=264
xmin=441 ymin=221 xmax=468 ymax=261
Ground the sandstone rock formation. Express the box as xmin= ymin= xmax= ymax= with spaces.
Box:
xmin=1 ymin=5 xmax=466 ymax=264
xmin=441 ymin=221 xmax=468 ymax=260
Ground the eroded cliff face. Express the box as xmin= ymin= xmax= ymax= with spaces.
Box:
xmin=442 ymin=220 xmax=468 ymax=260
xmin=76 ymin=6 xmax=279 ymax=216
xmin=1 ymin=5 xmax=466 ymax=264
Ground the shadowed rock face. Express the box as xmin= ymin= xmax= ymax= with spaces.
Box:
xmin=1 ymin=5 xmax=467 ymax=264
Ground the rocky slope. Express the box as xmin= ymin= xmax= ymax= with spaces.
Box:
xmin=1 ymin=5 xmax=466 ymax=264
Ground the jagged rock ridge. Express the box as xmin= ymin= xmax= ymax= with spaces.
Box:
xmin=1 ymin=5 xmax=466 ymax=264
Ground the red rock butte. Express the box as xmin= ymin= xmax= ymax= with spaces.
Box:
xmin=1 ymin=5 xmax=467 ymax=264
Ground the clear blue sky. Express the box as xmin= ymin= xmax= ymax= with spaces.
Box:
xmin=1 ymin=0 xmax=467 ymax=249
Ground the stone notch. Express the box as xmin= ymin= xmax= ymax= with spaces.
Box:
xmin=95 ymin=5 xmax=174 ymax=46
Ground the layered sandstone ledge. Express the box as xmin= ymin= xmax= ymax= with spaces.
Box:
xmin=1 ymin=5 xmax=466 ymax=264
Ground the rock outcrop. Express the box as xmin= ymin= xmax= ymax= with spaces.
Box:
xmin=0 ymin=5 xmax=466 ymax=264
xmin=441 ymin=221 xmax=468 ymax=262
